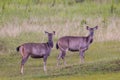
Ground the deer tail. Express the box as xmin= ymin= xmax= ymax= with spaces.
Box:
xmin=16 ymin=46 xmax=21 ymax=52
xmin=56 ymin=42 xmax=59 ymax=49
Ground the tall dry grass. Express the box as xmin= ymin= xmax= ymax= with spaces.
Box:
xmin=0 ymin=16 xmax=120 ymax=41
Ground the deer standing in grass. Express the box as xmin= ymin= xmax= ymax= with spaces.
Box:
xmin=16 ymin=31 xmax=55 ymax=74
xmin=56 ymin=26 xmax=98 ymax=66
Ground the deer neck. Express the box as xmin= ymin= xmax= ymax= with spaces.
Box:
xmin=47 ymin=40 xmax=53 ymax=48
xmin=87 ymin=31 xmax=94 ymax=44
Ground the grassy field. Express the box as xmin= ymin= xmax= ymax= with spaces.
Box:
xmin=0 ymin=0 xmax=120 ymax=80
xmin=0 ymin=41 xmax=120 ymax=80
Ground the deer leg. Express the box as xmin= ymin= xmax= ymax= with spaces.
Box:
xmin=21 ymin=55 xmax=29 ymax=74
xmin=80 ymin=50 xmax=84 ymax=64
xmin=57 ymin=51 xmax=66 ymax=66
xmin=61 ymin=51 xmax=66 ymax=66
xmin=43 ymin=56 xmax=47 ymax=73
xmin=79 ymin=47 xmax=88 ymax=64
xmin=57 ymin=51 xmax=62 ymax=66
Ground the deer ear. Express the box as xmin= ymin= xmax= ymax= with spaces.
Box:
xmin=86 ymin=26 xmax=90 ymax=30
xmin=94 ymin=26 xmax=98 ymax=30
xmin=53 ymin=31 xmax=55 ymax=35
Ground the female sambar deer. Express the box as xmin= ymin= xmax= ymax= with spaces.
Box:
xmin=56 ymin=26 xmax=98 ymax=66
xmin=16 ymin=31 xmax=55 ymax=74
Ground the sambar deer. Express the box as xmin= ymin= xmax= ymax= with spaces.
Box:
xmin=56 ymin=26 xmax=98 ymax=66
xmin=16 ymin=31 xmax=55 ymax=74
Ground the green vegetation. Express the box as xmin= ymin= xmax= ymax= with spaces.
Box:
xmin=0 ymin=41 xmax=120 ymax=80
xmin=0 ymin=0 xmax=120 ymax=80
xmin=0 ymin=0 xmax=120 ymax=25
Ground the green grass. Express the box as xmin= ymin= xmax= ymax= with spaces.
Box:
xmin=0 ymin=0 xmax=120 ymax=41
xmin=0 ymin=0 xmax=120 ymax=80
xmin=0 ymin=41 xmax=120 ymax=80
xmin=0 ymin=0 xmax=120 ymax=25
